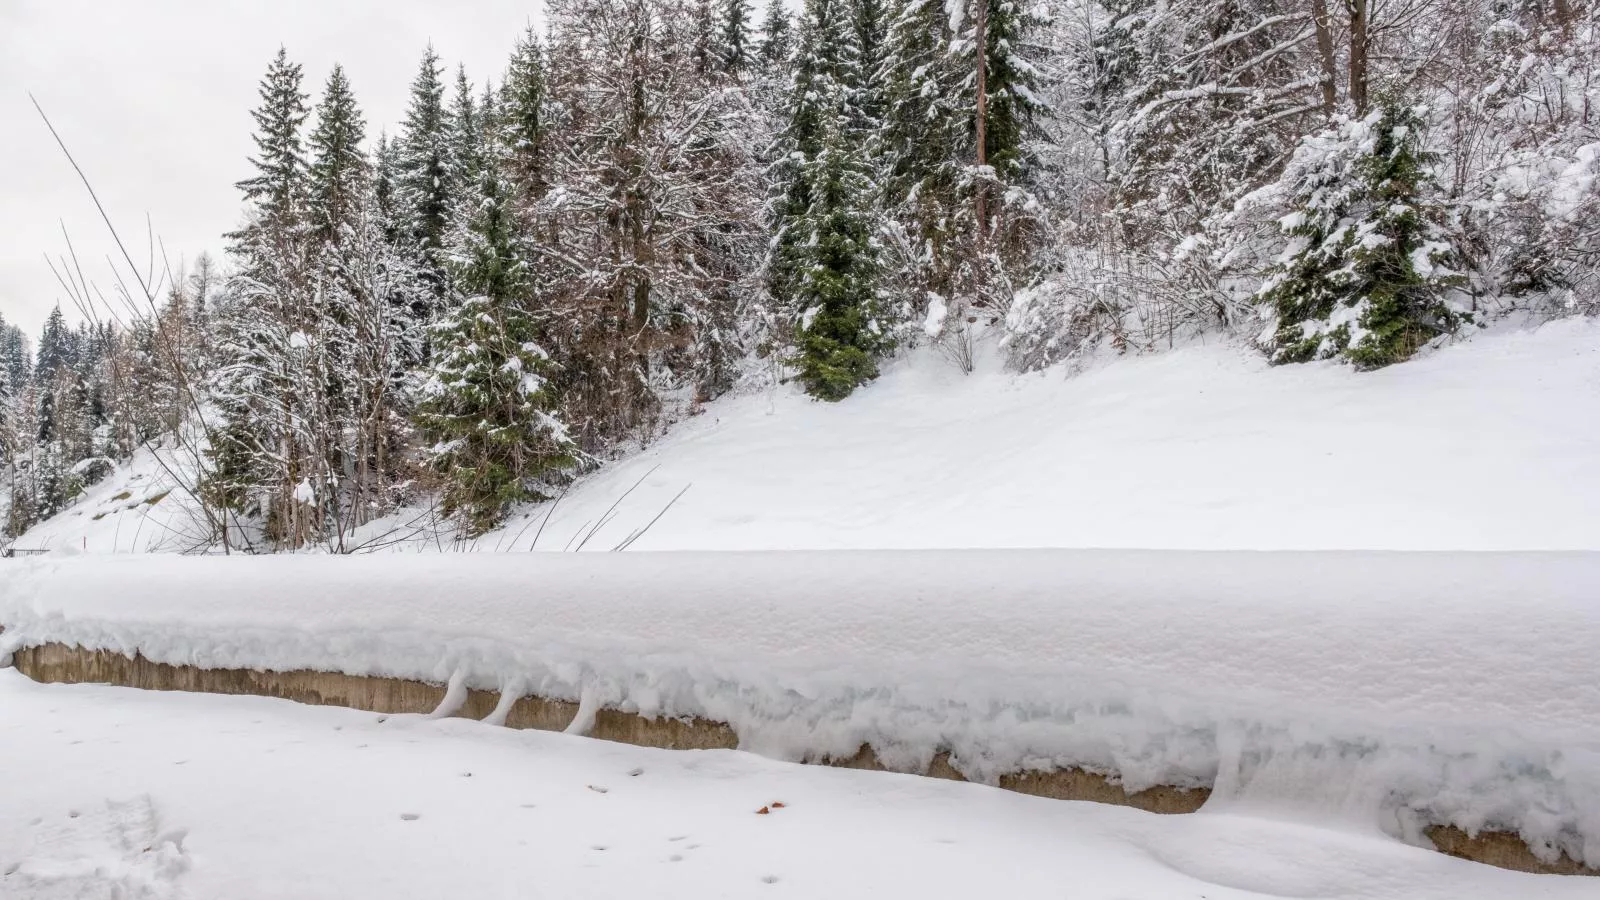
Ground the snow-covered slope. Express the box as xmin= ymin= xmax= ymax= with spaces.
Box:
xmin=502 ymin=319 xmax=1599 ymax=551
xmin=14 ymin=317 xmax=1599 ymax=553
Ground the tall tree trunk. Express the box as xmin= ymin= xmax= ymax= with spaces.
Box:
xmin=973 ymin=0 xmax=989 ymax=261
xmin=1310 ymin=0 xmax=1339 ymax=115
xmin=1345 ymin=0 xmax=1369 ymax=115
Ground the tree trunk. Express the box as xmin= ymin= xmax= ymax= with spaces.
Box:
xmin=1310 ymin=0 xmax=1339 ymax=115
xmin=973 ymin=0 xmax=989 ymax=261
xmin=1345 ymin=0 xmax=1369 ymax=115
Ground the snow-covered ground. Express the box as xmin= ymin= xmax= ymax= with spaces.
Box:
xmin=6 ymin=550 xmax=1599 ymax=864
xmin=16 ymin=317 xmax=1600 ymax=553
xmin=2 ymin=670 xmax=1592 ymax=900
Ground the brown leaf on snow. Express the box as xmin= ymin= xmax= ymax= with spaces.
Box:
xmin=770 ymin=802 xmax=786 ymax=809
xmin=755 ymin=806 xmax=770 ymax=814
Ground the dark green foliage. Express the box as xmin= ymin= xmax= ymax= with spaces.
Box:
xmin=1262 ymin=103 xmax=1465 ymax=370
xmin=33 ymin=306 xmax=75 ymax=381
xmin=416 ymin=161 xmax=578 ymax=536
xmin=306 ymin=64 xmax=369 ymax=248
xmin=786 ymin=2 xmax=887 ymax=401
xmin=395 ymin=47 xmax=455 ymax=290
xmin=230 ymin=47 xmax=309 ymax=267
xmin=500 ymin=29 xmax=550 ymax=201
xmin=722 ymin=0 xmax=753 ymax=74
xmin=759 ymin=0 xmax=792 ymax=65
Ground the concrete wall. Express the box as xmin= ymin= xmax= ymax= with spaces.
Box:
xmin=10 ymin=642 xmax=1593 ymax=877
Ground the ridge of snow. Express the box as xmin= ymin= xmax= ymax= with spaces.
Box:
xmin=3 ymin=550 xmax=1599 ymax=863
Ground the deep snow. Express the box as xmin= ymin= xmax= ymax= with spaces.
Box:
xmin=5 ymin=550 xmax=1599 ymax=864
xmin=2 ymin=671 xmax=1594 ymax=900
xmin=14 ymin=317 xmax=1600 ymax=553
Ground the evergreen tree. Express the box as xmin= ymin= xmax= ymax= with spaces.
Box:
xmin=694 ymin=0 xmax=720 ymax=75
xmin=306 ymin=64 xmax=369 ymax=250
xmin=449 ymin=64 xmax=483 ymax=188
xmin=0 ymin=319 xmax=29 ymax=393
xmin=34 ymin=306 xmax=74 ymax=381
xmin=783 ymin=0 xmax=887 ymax=400
xmin=721 ymin=0 xmax=754 ymax=74
xmin=1260 ymin=103 xmax=1465 ymax=369
xmin=230 ymin=46 xmax=310 ymax=270
xmin=769 ymin=0 xmax=867 ymax=308
xmin=758 ymin=0 xmax=792 ymax=67
xmin=417 ymin=161 xmax=577 ymax=536
xmin=394 ymin=46 xmax=455 ymax=311
xmin=955 ymin=0 xmax=1045 ymax=184
xmin=500 ymin=28 xmax=551 ymax=203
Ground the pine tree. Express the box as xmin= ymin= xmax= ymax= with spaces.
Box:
xmin=34 ymin=306 xmax=74 ymax=381
xmin=449 ymin=65 xmax=483 ymax=188
xmin=721 ymin=0 xmax=754 ymax=74
xmin=501 ymin=28 xmax=551 ymax=203
xmin=1260 ymin=103 xmax=1465 ymax=369
xmin=0 ymin=320 xmax=29 ymax=393
xmin=394 ymin=46 xmax=455 ymax=311
xmin=758 ymin=0 xmax=792 ymax=67
xmin=306 ymin=64 xmax=369 ymax=250
xmin=230 ymin=47 xmax=310 ymax=271
xmin=417 ymin=160 xmax=577 ymax=536
xmin=769 ymin=0 xmax=866 ymax=308
xmin=783 ymin=0 xmax=887 ymax=400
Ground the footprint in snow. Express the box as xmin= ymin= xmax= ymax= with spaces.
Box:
xmin=8 ymin=796 xmax=189 ymax=897
xmin=399 ymin=813 xmax=421 ymax=821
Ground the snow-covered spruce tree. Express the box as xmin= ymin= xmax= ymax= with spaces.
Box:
xmin=500 ymin=28 xmax=551 ymax=206
xmin=769 ymin=0 xmax=872 ymax=317
xmin=32 ymin=306 xmax=74 ymax=381
xmin=417 ymin=160 xmax=577 ymax=537
xmin=306 ymin=64 xmax=368 ymax=251
xmin=229 ymin=47 xmax=310 ymax=270
xmin=210 ymin=47 xmax=339 ymax=549
xmin=448 ymin=65 xmax=484 ymax=189
xmin=325 ymin=187 xmax=431 ymax=532
xmin=721 ymin=0 xmax=754 ymax=74
xmin=758 ymin=0 xmax=793 ymax=68
xmin=1258 ymin=103 xmax=1465 ymax=369
xmin=0 ymin=320 xmax=29 ymax=397
xmin=877 ymin=0 xmax=965 ymax=314
xmin=393 ymin=46 xmax=457 ymax=331
xmin=788 ymin=2 xmax=887 ymax=401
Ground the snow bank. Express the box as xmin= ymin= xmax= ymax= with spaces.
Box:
xmin=4 ymin=551 xmax=1599 ymax=864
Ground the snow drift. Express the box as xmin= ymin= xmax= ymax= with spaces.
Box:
xmin=3 ymin=551 xmax=1598 ymax=865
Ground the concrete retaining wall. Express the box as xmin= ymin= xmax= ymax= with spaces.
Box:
xmin=9 ymin=642 xmax=1593 ymax=877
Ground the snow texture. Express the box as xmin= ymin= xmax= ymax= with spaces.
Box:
xmin=4 ymin=550 xmax=1599 ymax=865
xmin=19 ymin=317 xmax=1600 ymax=555
xmin=6 ymin=671 xmax=1591 ymax=900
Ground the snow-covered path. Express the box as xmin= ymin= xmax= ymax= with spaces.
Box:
xmin=0 ymin=672 xmax=1589 ymax=900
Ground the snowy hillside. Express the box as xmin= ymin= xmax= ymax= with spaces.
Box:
xmin=19 ymin=318 xmax=1600 ymax=553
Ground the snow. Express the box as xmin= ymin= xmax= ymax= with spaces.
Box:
xmin=3 ymin=671 xmax=1593 ymax=900
xmin=14 ymin=317 xmax=1600 ymax=554
xmin=4 ymin=549 xmax=1600 ymax=863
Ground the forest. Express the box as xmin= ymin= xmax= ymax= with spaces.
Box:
xmin=0 ymin=0 xmax=1595 ymax=550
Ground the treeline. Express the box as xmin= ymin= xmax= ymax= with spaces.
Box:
xmin=1 ymin=0 xmax=1595 ymax=549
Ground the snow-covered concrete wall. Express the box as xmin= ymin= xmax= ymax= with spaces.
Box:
xmin=3 ymin=551 xmax=1598 ymax=867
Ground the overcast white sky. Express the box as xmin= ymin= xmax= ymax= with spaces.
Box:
xmin=0 ymin=0 xmax=545 ymax=339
